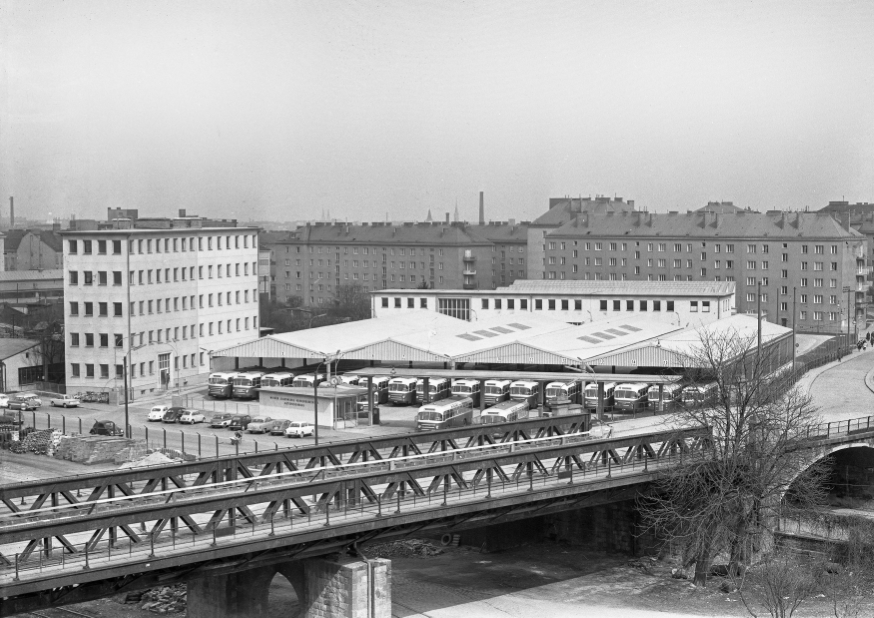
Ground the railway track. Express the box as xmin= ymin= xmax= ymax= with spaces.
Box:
xmin=29 ymin=608 xmax=94 ymax=618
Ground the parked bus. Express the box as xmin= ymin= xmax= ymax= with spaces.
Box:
xmin=416 ymin=377 xmax=451 ymax=403
xmin=480 ymin=399 xmax=530 ymax=425
xmin=356 ymin=375 xmax=391 ymax=417
xmin=451 ymin=379 xmax=481 ymax=407
xmin=416 ymin=396 xmax=474 ymax=431
xmin=613 ymin=383 xmax=650 ymax=412
xmin=232 ymin=371 xmax=266 ymax=400
xmin=292 ymin=373 xmax=326 ymax=389
xmin=207 ymin=372 xmax=240 ymax=399
xmin=483 ymin=379 xmax=512 ymax=405
xmin=509 ymin=380 xmax=540 ymax=409
xmin=583 ymin=382 xmax=617 ymax=411
xmin=545 ymin=380 xmax=580 ymax=405
xmin=388 ymin=377 xmax=419 ymax=405
xmin=647 ymin=383 xmax=684 ymax=409
xmin=681 ymin=382 xmax=718 ymax=407
xmin=261 ymin=372 xmax=295 ymax=389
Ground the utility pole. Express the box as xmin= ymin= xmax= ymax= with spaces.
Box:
xmin=757 ymin=280 xmax=762 ymax=359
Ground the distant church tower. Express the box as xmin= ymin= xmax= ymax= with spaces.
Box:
xmin=426 ymin=209 xmax=433 ymax=222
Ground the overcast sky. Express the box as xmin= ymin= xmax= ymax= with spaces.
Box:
xmin=2 ymin=1 xmax=873 ymax=224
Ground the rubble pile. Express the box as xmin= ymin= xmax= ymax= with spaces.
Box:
xmin=54 ymin=435 xmax=147 ymax=464
xmin=129 ymin=584 xmax=187 ymax=614
xmin=367 ymin=539 xmax=444 ymax=558
xmin=9 ymin=429 xmax=62 ymax=455
xmin=119 ymin=451 xmax=181 ymax=469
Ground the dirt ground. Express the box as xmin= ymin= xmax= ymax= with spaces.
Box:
xmin=30 ymin=540 xmax=874 ymax=618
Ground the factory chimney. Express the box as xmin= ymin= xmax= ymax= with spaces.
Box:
xmin=479 ymin=191 xmax=485 ymax=225
xmin=9 ymin=196 xmax=14 ymax=228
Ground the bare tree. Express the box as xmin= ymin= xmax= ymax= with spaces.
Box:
xmin=24 ymin=303 xmax=65 ymax=383
xmin=815 ymin=513 xmax=874 ymax=618
xmin=735 ymin=548 xmax=821 ymax=618
xmin=639 ymin=327 xmax=829 ymax=587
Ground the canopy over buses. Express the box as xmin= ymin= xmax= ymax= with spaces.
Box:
xmin=210 ymin=280 xmax=794 ymax=429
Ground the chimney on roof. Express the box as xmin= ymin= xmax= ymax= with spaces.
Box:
xmin=479 ymin=191 xmax=484 ymax=225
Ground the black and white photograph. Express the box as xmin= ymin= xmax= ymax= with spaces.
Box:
xmin=2 ymin=2 xmax=874 ymax=617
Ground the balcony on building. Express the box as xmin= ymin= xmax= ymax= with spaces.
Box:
xmin=462 ymin=250 xmax=475 ymax=261
xmin=462 ymin=268 xmax=477 ymax=276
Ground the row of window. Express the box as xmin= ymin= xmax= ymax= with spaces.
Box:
xmin=68 ymin=234 xmax=256 ymax=256
xmin=546 ymin=240 xmax=841 ymax=254
xmin=70 ymin=354 xmax=205 ymax=380
xmin=746 ymin=293 xmax=841 ymax=305
xmin=69 ymin=316 xmax=258 ymax=349
xmin=68 ymin=263 xmax=256 ymax=287
xmin=547 ymin=255 xmax=840 ymax=272
xmin=69 ymin=290 xmax=256 ymax=317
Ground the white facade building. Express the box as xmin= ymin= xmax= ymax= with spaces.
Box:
xmin=371 ymin=280 xmax=736 ymax=328
xmin=62 ymin=227 xmax=260 ymax=396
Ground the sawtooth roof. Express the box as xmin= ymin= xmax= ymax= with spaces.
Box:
xmin=548 ymin=210 xmax=862 ymax=240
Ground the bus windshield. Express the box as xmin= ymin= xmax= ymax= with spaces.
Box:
xmin=510 ymin=387 xmax=531 ymax=395
xmin=389 ymin=383 xmax=410 ymax=392
xmin=233 ymin=378 xmax=253 ymax=386
xmin=485 ymin=386 xmax=504 ymax=394
xmin=546 ymin=388 xmax=566 ymax=398
xmin=417 ymin=411 xmax=444 ymax=422
xmin=454 ymin=385 xmax=472 ymax=393
xmin=262 ymin=379 xmax=280 ymax=387
xmin=615 ymin=390 xmax=637 ymax=399
xmin=209 ymin=377 xmax=228 ymax=385
xmin=293 ymin=378 xmax=312 ymax=386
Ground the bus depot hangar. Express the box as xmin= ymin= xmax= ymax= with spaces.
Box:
xmin=211 ymin=281 xmax=794 ymax=430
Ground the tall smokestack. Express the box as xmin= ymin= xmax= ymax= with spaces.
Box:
xmin=479 ymin=191 xmax=484 ymax=225
xmin=9 ymin=197 xmax=13 ymax=228
xmin=445 ymin=212 xmax=450 ymax=223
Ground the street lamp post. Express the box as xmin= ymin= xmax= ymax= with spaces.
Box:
xmin=123 ymin=342 xmax=148 ymax=438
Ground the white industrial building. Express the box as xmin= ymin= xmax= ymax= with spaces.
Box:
xmin=62 ymin=227 xmax=261 ymax=396
xmin=370 ymin=280 xmax=735 ymax=327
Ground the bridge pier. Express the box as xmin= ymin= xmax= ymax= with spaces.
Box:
xmin=187 ymin=556 xmax=391 ymax=618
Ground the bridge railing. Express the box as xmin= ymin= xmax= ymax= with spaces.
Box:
xmin=805 ymin=415 xmax=874 ymax=441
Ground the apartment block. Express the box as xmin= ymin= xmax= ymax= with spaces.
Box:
xmin=541 ymin=209 xmax=866 ymax=332
xmin=62 ymin=227 xmax=260 ymax=395
xmin=271 ymin=221 xmax=528 ymax=306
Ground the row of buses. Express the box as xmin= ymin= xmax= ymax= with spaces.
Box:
xmin=208 ymin=369 xmax=720 ymax=416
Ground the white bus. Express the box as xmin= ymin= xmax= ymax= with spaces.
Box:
xmin=261 ymin=372 xmax=295 ymax=389
xmin=647 ymin=383 xmax=683 ymax=409
xmin=583 ymin=382 xmax=617 ymax=411
xmin=681 ymin=382 xmax=718 ymax=407
xmin=545 ymin=381 xmax=580 ymax=404
xmin=613 ymin=383 xmax=650 ymax=412
xmin=292 ymin=373 xmax=326 ymax=389
xmin=480 ymin=399 xmax=530 ymax=425
xmin=231 ymin=371 xmax=266 ymax=400
xmin=509 ymin=380 xmax=540 ymax=408
xmin=416 ymin=396 xmax=474 ymax=431
xmin=483 ymin=379 xmax=512 ymax=406
xmin=451 ymin=379 xmax=481 ymax=407
xmin=416 ymin=377 xmax=451 ymax=402
xmin=207 ymin=372 xmax=240 ymax=399
xmin=388 ymin=377 xmax=419 ymax=405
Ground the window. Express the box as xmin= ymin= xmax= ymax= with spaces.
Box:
xmin=653 ymin=300 xmax=661 ymax=311
xmin=640 ymin=300 xmax=648 ymax=311
xmin=97 ymin=240 xmax=107 ymax=254
xmin=666 ymin=300 xmax=674 ymax=311
xmin=747 ymin=244 xmax=756 ymax=254
xmin=99 ymin=333 xmax=109 ymax=348
xmin=71 ymin=363 xmax=80 ymax=377
xmin=114 ymin=302 xmax=122 ymax=317
xmin=69 ymin=240 xmax=78 ymax=254
xmin=85 ymin=364 xmax=94 ymax=378
xmin=690 ymin=301 xmax=698 ymax=312
xmin=84 ymin=302 xmax=93 ymax=316
xmin=98 ymin=302 xmax=108 ymax=317
xmin=112 ymin=240 xmax=122 ymax=254
xmin=69 ymin=301 xmax=78 ymax=316
xmin=71 ymin=333 xmax=80 ymax=347
xmin=84 ymin=271 xmax=93 ymax=286
xmin=69 ymin=271 xmax=78 ymax=285
xmin=612 ymin=300 xmax=620 ymax=311
xmin=548 ymin=299 xmax=556 ymax=310
xmin=535 ymin=299 xmax=543 ymax=310
xmin=702 ymin=301 xmax=710 ymax=313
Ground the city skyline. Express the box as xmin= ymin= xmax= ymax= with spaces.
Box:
xmin=2 ymin=1 xmax=873 ymax=223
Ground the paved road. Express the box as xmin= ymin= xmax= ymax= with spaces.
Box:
xmin=806 ymin=348 xmax=874 ymax=422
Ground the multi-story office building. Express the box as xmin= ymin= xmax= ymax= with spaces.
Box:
xmin=271 ymin=221 xmax=528 ymax=306
xmin=62 ymin=226 xmax=260 ymax=395
xmin=541 ymin=209 xmax=866 ymax=331
xmin=527 ymin=196 xmax=636 ymax=280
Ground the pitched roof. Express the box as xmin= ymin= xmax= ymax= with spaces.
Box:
xmin=2 ymin=229 xmax=63 ymax=253
xmin=0 ymin=338 xmax=39 ymax=360
xmin=278 ymin=222 xmax=493 ymax=247
xmin=465 ymin=223 xmax=529 ymax=244
xmin=0 ymin=270 xmax=63 ymax=282
xmin=533 ymin=197 xmax=636 ymax=227
xmin=548 ymin=210 xmax=862 ymax=240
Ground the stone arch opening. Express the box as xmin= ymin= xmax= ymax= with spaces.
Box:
xmin=784 ymin=444 xmax=874 ymax=507
xmin=268 ymin=563 xmax=304 ymax=618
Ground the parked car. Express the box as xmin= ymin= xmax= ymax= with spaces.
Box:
xmin=209 ymin=413 xmax=234 ymax=428
xmin=269 ymin=419 xmax=292 ymax=436
xmin=179 ymin=410 xmax=206 ymax=424
xmin=17 ymin=393 xmax=43 ymax=408
xmin=0 ymin=410 xmax=23 ymax=426
xmin=148 ymin=405 xmax=170 ymax=421
xmin=284 ymin=421 xmax=315 ymax=438
xmin=50 ymin=394 xmax=81 ymax=408
xmin=90 ymin=420 xmax=124 ymax=436
xmin=246 ymin=416 xmax=275 ymax=433
xmin=0 ymin=394 xmax=9 ymax=408
xmin=162 ymin=407 xmax=185 ymax=423
xmin=227 ymin=414 xmax=252 ymax=431
xmin=7 ymin=396 xmax=39 ymax=412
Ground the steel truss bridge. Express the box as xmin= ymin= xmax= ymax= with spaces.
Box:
xmin=2 ymin=413 xmax=874 ymax=616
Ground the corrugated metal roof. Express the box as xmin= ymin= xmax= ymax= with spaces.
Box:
xmin=502 ymin=279 xmax=735 ymax=297
xmin=0 ymin=270 xmax=63 ymax=282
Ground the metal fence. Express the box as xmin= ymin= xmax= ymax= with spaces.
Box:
xmin=181 ymin=396 xmax=259 ymax=416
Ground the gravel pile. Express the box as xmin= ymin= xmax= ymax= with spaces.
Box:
xmin=367 ymin=539 xmax=444 ymax=558
xmin=131 ymin=584 xmax=187 ymax=614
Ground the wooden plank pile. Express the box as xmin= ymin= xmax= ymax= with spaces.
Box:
xmin=54 ymin=435 xmax=148 ymax=464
